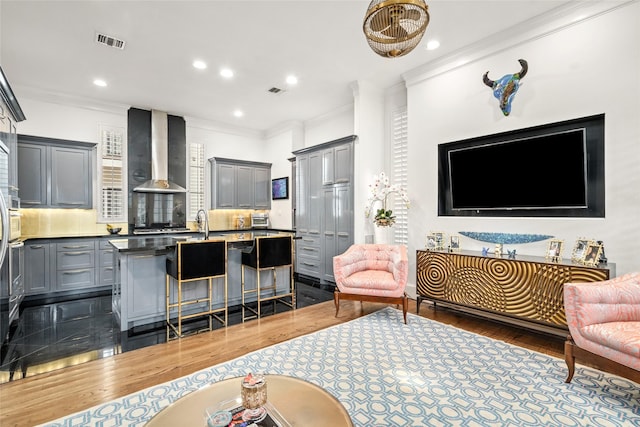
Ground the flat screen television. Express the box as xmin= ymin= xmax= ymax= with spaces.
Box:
xmin=271 ymin=177 xmax=289 ymax=200
xmin=438 ymin=114 xmax=605 ymax=217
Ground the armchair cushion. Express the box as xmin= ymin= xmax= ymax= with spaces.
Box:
xmin=564 ymin=272 xmax=640 ymax=381
xmin=333 ymin=244 xmax=408 ymax=298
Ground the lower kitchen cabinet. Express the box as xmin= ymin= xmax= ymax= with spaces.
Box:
xmin=24 ymin=237 xmax=113 ymax=298
xmin=25 ymin=241 xmax=51 ymax=295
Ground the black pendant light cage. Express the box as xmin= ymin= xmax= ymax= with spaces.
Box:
xmin=363 ymin=0 xmax=430 ymax=58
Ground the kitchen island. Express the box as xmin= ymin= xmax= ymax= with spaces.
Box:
xmin=109 ymin=231 xmax=293 ymax=332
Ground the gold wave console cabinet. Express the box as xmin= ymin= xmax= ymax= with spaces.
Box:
xmin=416 ymin=249 xmax=615 ymax=336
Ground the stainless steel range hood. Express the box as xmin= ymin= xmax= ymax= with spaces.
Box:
xmin=133 ymin=109 xmax=186 ymax=193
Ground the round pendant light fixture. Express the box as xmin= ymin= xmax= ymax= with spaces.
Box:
xmin=363 ymin=0 xmax=430 ymax=58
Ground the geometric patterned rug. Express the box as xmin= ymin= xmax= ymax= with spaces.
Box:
xmin=39 ymin=307 xmax=640 ymax=426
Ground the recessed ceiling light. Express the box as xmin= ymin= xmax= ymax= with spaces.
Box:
xmin=233 ymin=110 xmax=244 ymax=118
xmin=93 ymin=79 xmax=107 ymax=87
xmin=193 ymin=60 xmax=207 ymax=70
xmin=286 ymin=75 xmax=298 ymax=85
xmin=220 ymin=68 xmax=234 ymax=78
xmin=426 ymin=40 xmax=440 ymax=50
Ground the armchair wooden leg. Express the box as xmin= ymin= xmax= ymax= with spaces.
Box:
xmin=402 ymin=294 xmax=408 ymax=324
xmin=565 ymin=335 xmax=576 ymax=383
xmin=334 ymin=290 xmax=340 ymax=318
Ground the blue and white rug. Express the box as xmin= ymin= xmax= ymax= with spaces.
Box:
xmin=41 ymin=308 xmax=640 ymax=426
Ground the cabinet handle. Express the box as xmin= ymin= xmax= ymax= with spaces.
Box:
xmin=65 ymin=251 xmax=92 ymax=256
xmin=63 ymin=269 xmax=90 ymax=275
xmin=335 ymin=178 xmax=349 ymax=183
xmin=30 ymin=245 xmax=44 ymax=249
xmin=309 ymin=230 xmax=320 ymax=235
xmin=337 ymin=232 xmax=349 ymax=237
xmin=302 ymin=262 xmax=316 ymax=266
xmin=324 ymin=231 xmax=335 ymax=236
xmin=302 ymin=238 xmax=314 ymax=242
xmin=302 ymin=247 xmax=316 ymax=251
xmin=62 ymin=245 xmax=90 ymax=249
xmin=104 ymin=267 xmax=114 ymax=271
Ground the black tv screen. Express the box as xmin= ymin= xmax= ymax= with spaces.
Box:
xmin=271 ymin=177 xmax=289 ymax=200
xmin=438 ymin=114 xmax=605 ymax=218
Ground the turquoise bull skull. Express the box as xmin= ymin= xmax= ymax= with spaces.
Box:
xmin=483 ymin=59 xmax=528 ymax=116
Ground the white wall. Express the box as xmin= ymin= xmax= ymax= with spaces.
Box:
xmin=265 ymin=129 xmax=295 ymax=229
xmin=405 ymin=2 xmax=640 ymax=287
xmin=302 ymin=103 xmax=354 ymax=149
xmin=15 ymin=97 xmax=127 ymax=143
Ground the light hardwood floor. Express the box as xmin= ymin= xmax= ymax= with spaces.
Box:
xmin=0 ymin=299 xmax=566 ymax=427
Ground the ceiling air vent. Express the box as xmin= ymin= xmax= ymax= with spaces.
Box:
xmin=95 ymin=32 xmax=126 ymax=50
xmin=268 ymin=87 xmax=285 ymax=94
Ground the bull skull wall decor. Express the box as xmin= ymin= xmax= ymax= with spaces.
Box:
xmin=483 ymin=59 xmax=528 ymax=116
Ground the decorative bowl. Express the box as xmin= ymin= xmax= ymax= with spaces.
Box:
xmin=107 ymin=227 xmax=122 ymax=235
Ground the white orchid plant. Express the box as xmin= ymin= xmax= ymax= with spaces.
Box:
xmin=365 ymin=172 xmax=410 ymax=227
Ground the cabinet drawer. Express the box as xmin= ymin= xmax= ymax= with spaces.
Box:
xmin=56 ymin=268 xmax=96 ymax=290
xmin=99 ymin=265 xmax=115 ymax=286
xmin=100 ymin=248 xmax=115 ymax=266
xmin=99 ymin=240 xmax=113 ymax=250
xmin=56 ymin=241 xmax=96 ymax=252
xmin=57 ymin=249 xmax=95 ymax=269
xmin=297 ymin=254 xmax=321 ymax=277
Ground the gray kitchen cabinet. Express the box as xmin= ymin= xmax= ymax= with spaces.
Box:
xmin=98 ymin=239 xmax=115 ymax=287
xmin=254 ymin=166 xmax=271 ymax=209
xmin=209 ymin=157 xmax=271 ymax=209
xmin=18 ymin=135 xmax=95 ymax=208
xmin=25 ymin=241 xmax=51 ymax=295
xmin=24 ymin=237 xmax=111 ymax=298
xmin=322 ymin=184 xmax=352 ymax=283
xmin=51 ymin=146 xmax=92 ymax=207
xmin=17 ymin=143 xmax=47 ymax=207
xmin=55 ymin=240 xmax=96 ymax=291
xmin=322 ymin=143 xmax=352 ymax=186
xmin=120 ymin=252 xmax=166 ymax=327
xmin=236 ymin=165 xmax=254 ymax=208
xmin=294 ymin=135 xmax=355 ymax=283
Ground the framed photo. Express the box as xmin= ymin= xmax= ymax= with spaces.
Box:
xmin=432 ymin=232 xmax=446 ymax=250
xmin=271 ymin=177 xmax=289 ymax=200
xmin=571 ymin=238 xmax=592 ymax=263
xmin=426 ymin=234 xmax=437 ymax=250
xmin=546 ymin=239 xmax=563 ymax=261
xmin=582 ymin=242 xmax=603 ymax=266
xmin=450 ymin=235 xmax=460 ymax=251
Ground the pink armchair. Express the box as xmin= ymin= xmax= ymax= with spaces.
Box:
xmin=333 ymin=244 xmax=409 ymax=324
xmin=563 ymin=272 xmax=640 ymax=383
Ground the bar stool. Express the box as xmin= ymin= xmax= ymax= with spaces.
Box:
xmin=241 ymin=235 xmax=294 ymax=321
xmin=166 ymin=239 xmax=227 ymax=339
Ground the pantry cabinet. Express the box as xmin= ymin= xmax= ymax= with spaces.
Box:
xmin=294 ymin=135 xmax=355 ymax=284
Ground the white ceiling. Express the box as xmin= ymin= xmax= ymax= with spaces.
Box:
xmin=1 ymin=0 xmax=577 ymax=133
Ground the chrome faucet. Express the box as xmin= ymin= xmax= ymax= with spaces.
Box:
xmin=196 ymin=209 xmax=209 ymax=239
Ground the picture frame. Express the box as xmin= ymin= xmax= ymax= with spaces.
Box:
xmin=571 ymin=238 xmax=592 ymax=263
xmin=582 ymin=242 xmax=603 ymax=266
xmin=546 ymin=239 xmax=564 ymax=262
xmin=271 ymin=177 xmax=289 ymax=200
xmin=426 ymin=234 xmax=437 ymax=250
xmin=449 ymin=235 xmax=460 ymax=251
xmin=432 ymin=232 xmax=446 ymax=250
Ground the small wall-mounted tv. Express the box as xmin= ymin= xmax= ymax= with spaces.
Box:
xmin=271 ymin=177 xmax=289 ymax=200
xmin=438 ymin=114 xmax=605 ymax=218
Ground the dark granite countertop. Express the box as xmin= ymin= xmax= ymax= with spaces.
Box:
xmin=109 ymin=231 xmax=293 ymax=253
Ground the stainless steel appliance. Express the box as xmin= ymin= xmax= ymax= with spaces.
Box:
xmin=0 ymin=141 xmax=23 ymax=330
xmin=251 ymin=213 xmax=269 ymax=229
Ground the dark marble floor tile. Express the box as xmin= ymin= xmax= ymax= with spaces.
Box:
xmin=0 ymin=281 xmax=334 ymax=383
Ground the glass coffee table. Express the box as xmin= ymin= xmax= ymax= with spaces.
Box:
xmin=145 ymin=374 xmax=353 ymax=426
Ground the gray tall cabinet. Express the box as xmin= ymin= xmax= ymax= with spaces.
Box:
xmin=294 ymin=135 xmax=355 ymax=284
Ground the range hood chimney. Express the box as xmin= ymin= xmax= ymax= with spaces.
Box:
xmin=133 ymin=110 xmax=186 ymax=193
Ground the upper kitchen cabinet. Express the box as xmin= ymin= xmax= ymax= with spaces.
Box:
xmin=322 ymin=142 xmax=352 ymax=186
xmin=18 ymin=135 xmax=95 ymax=208
xmin=209 ymin=157 xmax=271 ymax=209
